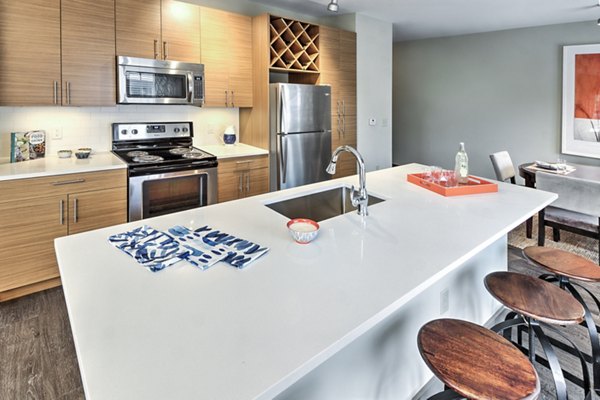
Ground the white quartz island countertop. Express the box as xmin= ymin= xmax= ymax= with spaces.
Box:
xmin=55 ymin=164 xmax=556 ymax=400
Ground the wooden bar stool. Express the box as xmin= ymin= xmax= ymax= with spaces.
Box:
xmin=523 ymin=246 xmax=600 ymax=394
xmin=485 ymin=271 xmax=589 ymax=400
xmin=418 ymin=318 xmax=540 ymax=400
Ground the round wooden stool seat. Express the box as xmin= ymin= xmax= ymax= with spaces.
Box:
xmin=523 ymin=246 xmax=600 ymax=282
xmin=485 ymin=272 xmax=584 ymax=325
xmin=418 ymin=318 xmax=539 ymax=400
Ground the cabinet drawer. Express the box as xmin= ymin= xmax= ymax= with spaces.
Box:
xmin=0 ymin=169 xmax=127 ymax=204
xmin=218 ymin=155 xmax=268 ymax=173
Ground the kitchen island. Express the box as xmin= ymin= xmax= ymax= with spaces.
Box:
xmin=54 ymin=164 xmax=556 ymax=400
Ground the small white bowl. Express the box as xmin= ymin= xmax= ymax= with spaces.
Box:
xmin=57 ymin=150 xmax=72 ymax=158
xmin=287 ymin=218 xmax=319 ymax=244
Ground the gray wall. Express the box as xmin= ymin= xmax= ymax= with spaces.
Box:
xmin=393 ymin=20 xmax=600 ymax=181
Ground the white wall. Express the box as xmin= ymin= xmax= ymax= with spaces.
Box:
xmin=356 ymin=14 xmax=393 ymax=172
xmin=0 ymin=106 xmax=238 ymax=162
xmin=393 ymin=20 xmax=600 ymax=180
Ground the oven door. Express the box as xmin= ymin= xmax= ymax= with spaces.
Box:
xmin=128 ymin=168 xmax=217 ymax=221
xmin=118 ymin=65 xmax=194 ymax=105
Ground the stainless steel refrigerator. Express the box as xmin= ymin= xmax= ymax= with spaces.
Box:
xmin=269 ymin=83 xmax=332 ymax=191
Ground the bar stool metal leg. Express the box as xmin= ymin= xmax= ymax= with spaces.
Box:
xmin=539 ymin=273 xmax=600 ymax=394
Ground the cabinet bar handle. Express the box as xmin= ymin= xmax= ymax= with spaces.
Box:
xmin=225 ymin=90 xmax=228 ymax=107
xmin=73 ymin=198 xmax=78 ymax=223
xmin=231 ymin=90 xmax=234 ymax=107
xmin=238 ymin=175 xmax=243 ymax=194
xmin=235 ymin=160 xmax=252 ymax=164
xmin=59 ymin=200 xmax=64 ymax=225
xmin=246 ymin=174 xmax=250 ymax=192
xmin=52 ymin=178 xmax=85 ymax=186
xmin=163 ymin=41 xmax=168 ymax=59
xmin=154 ymin=39 xmax=159 ymax=59
xmin=53 ymin=81 xmax=58 ymax=105
xmin=66 ymin=81 xmax=71 ymax=105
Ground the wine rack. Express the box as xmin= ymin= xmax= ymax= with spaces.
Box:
xmin=269 ymin=15 xmax=319 ymax=73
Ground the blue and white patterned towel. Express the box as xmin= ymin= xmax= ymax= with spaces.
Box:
xmin=108 ymin=225 xmax=188 ymax=272
xmin=167 ymin=225 xmax=230 ymax=270
xmin=169 ymin=225 xmax=270 ymax=269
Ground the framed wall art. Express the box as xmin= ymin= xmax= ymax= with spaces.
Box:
xmin=562 ymin=44 xmax=600 ymax=158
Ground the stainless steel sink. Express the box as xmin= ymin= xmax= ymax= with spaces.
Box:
xmin=265 ymin=186 xmax=385 ymax=222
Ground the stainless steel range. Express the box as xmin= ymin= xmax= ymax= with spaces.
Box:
xmin=112 ymin=122 xmax=218 ymax=221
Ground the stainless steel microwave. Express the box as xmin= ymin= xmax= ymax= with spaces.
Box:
xmin=117 ymin=56 xmax=204 ymax=106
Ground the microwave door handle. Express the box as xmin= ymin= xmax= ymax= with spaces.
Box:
xmin=188 ymin=72 xmax=194 ymax=103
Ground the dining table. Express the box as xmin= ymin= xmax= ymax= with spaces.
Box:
xmin=518 ymin=162 xmax=600 ymax=188
xmin=518 ymin=162 xmax=600 ymax=239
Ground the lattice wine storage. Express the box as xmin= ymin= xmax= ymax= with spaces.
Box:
xmin=269 ymin=15 xmax=319 ymax=73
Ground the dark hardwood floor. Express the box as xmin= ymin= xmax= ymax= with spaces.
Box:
xmin=1 ymin=246 xmax=598 ymax=399
xmin=0 ymin=287 xmax=84 ymax=399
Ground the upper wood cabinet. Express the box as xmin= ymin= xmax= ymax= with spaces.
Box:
xmin=200 ymin=7 xmax=253 ymax=107
xmin=62 ymin=0 xmax=116 ymax=106
xmin=0 ymin=0 xmax=61 ymax=106
xmin=116 ymin=0 xmax=200 ymax=63
xmin=115 ymin=0 xmax=161 ymax=59
xmin=0 ymin=0 xmax=115 ymax=106
xmin=319 ymin=26 xmax=356 ymax=116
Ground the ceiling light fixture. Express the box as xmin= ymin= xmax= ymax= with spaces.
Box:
xmin=327 ymin=0 xmax=339 ymax=12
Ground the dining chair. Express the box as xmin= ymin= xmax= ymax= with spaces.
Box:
xmin=489 ymin=151 xmax=516 ymax=183
xmin=490 ymin=151 xmax=533 ymax=237
xmin=536 ymin=171 xmax=600 ymax=264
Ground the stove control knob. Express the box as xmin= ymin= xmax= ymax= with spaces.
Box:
xmin=182 ymin=127 xmax=188 ymax=133
xmin=174 ymin=128 xmax=181 ymax=133
xmin=132 ymin=129 xmax=138 ymax=135
xmin=121 ymin=129 xmax=128 ymax=135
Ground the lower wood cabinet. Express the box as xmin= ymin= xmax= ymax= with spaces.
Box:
xmin=217 ymin=155 xmax=268 ymax=203
xmin=0 ymin=169 xmax=127 ymax=301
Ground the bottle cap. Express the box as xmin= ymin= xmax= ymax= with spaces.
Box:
xmin=459 ymin=142 xmax=465 ymax=151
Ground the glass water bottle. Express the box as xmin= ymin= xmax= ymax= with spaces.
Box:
xmin=455 ymin=142 xmax=469 ymax=184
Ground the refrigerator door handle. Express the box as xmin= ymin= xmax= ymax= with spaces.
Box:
xmin=279 ymin=85 xmax=286 ymax=134
xmin=278 ymin=134 xmax=288 ymax=184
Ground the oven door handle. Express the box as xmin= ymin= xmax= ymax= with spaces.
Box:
xmin=130 ymin=163 xmax=215 ymax=174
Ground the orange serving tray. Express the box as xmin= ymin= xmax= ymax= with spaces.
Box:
xmin=407 ymin=173 xmax=498 ymax=197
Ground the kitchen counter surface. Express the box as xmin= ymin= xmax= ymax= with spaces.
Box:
xmin=0 ymin=152 xmax=126 ymax=181
xmin=54 ymin=164 xmax=556 ymax=400
xmin=199 ymin=143 xmax=268 ymax=159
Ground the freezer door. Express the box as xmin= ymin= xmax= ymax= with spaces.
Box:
xmin=276 ymin=131 xmax=332 ymax=190
xmin=276 ymin=84 xmax=331 ymax=134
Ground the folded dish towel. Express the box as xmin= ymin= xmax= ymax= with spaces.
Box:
xmin=108 ymin=225 xmax=270 ymax=272
xmin=108 ymin=225 xmax=188 ymax=272
xmin=168 ymin=225 xmax=270 ymax=269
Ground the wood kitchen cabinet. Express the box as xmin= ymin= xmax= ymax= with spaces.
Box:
xmin=320 ymin=26 xmax=357 ymax=179
xmin=116 ymin=0 xmax=200 ymax=63
xmin=61 ymin=0 xmax=116 ymax=106
xmin=0 ymin=169 xmax=127 ymax=301
xmin=200 ymin=7 xmax=253 ymax=107
xmin=0 ymin=0 xmax=61 ymax=106
xmin=0 ymin=0 xmax=115 ymax=106
xmin=217 ymin=155 xmax=268 ymax=203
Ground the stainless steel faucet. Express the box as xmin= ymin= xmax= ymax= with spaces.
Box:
xmin=326 ymin=145 xmax=369 ymax=216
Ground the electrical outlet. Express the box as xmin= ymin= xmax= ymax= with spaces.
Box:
xmin=52 ymin=128 xmax=63 ymax=140
xmin=368 ymin=118 xmax=376 ymax=126
xmin=440 ymin=288 xmax=449 ymax=314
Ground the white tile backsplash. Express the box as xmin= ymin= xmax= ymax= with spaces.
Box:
xmin=0 ymin=105 xmax=240 ymax=162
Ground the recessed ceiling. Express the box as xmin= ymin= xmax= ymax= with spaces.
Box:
xmin=249 ymin=0 xmax=600 ymax=41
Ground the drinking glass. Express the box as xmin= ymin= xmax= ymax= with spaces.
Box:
xmin=556 ymin=157 xmax=567 ymax=173
xmin=431 ymin=166 xmax=442 ymax=183
xmin=443 ymin=170 xmax=458 ymax=187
